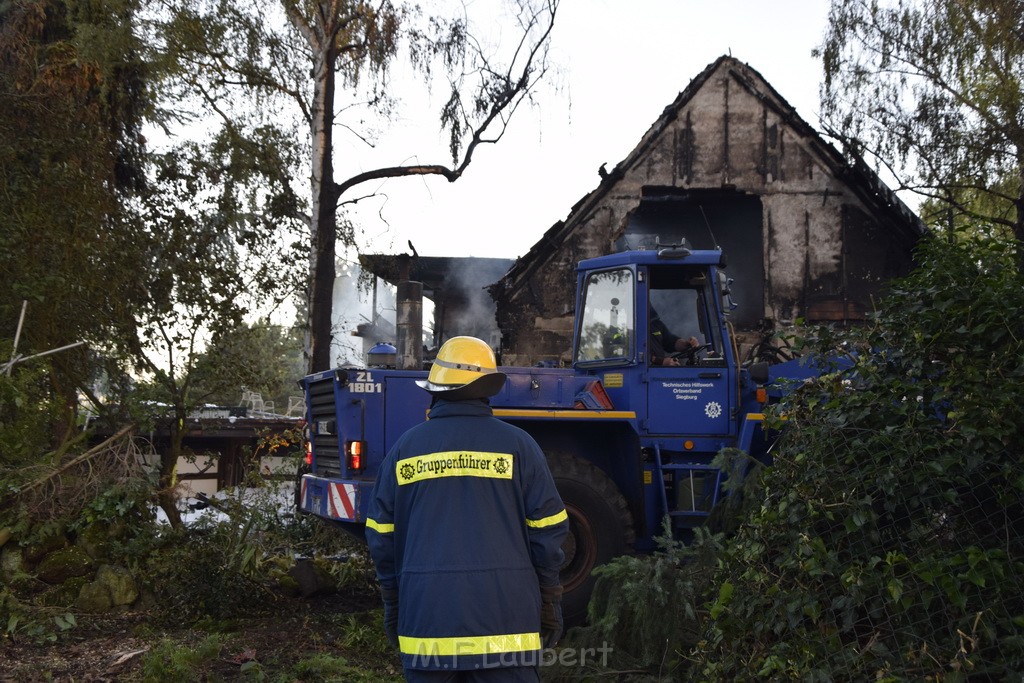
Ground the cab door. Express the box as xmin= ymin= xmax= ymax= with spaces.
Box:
xmin=644 ymin=266 xmax=732 ymax=436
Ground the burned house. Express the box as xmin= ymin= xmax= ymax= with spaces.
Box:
xmin=489 ymin=55 xmax=926 ymax=366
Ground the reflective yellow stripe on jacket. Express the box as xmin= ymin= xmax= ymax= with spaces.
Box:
xmin=365 ymin=517 xmax=394 ymax=534
xmin=526 ymin=509 xmax=568 ymax=529
xmin=399 ymin=632 xmax=541 ymax=657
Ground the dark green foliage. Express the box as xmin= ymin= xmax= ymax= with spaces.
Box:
xmin=554 ymin=525 xmax=723 ymax=680
xmin=550 ymin=451 xmax=766 ymax=680
xmin=288 ymin=651 xmax=403 ymax=683
xmin=0 ymin=0 xmax=152 ymax=417
xmin=141 ymin=524 xmax=283 ymax=624
xmin=138 ymin=633 xmax=226 ymax=683
xmin=696 ymin=235 xmax=1024 ymax=680
xmin=71 ymin=480 xmax=153 ymax=537
xmin=0 ymin=365 xmax=62 ymax=470
xmin=138 ymin=474 xmax=368 ymax=625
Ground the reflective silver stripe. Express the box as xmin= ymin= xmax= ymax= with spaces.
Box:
xmin=431 ymin=358 xmax=497 ymax=374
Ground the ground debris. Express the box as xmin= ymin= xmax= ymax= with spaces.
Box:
xmin=0 ymin=592 xmax=391 ymax=682
xmin=0 ymin=630 xmax=150 ymax=683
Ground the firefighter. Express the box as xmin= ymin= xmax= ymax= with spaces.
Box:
xmin=649 ymin=307 xmax=700 ymax=366
xmin=366 ymin=336 xmax=568 ymax=682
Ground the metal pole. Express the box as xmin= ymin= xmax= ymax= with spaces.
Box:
xmin=11 ymin=341 xmax=86 ymax=365
xmin=7 ymin=300 xmax=27 ymax=375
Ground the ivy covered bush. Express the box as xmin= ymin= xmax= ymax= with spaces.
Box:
xmin=696 ymin=236 xmax=1024 ymax=680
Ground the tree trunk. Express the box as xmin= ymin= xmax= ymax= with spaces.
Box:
xmin=157 ymin=415 xmax=185 ymax=529
xmin=307 ymin=36 xmax=338 ymax=373
xmin=1016 ymin=192 xmax=1024 ymax=270
xmin=1016 ymin=154 xmax=1024 ymax=272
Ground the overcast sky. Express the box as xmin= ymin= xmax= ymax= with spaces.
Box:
xmin=343 ymin=0 xmax=838 ymax=261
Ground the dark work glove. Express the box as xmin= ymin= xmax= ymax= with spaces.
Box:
xmin=381 ymin=588 xmax=399 ymax=647
xmin=540 ymin=584 xmax=563 ymax=649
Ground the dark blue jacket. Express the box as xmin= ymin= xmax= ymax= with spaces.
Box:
xmin=366 ymin=398 xmax=567 ymax=671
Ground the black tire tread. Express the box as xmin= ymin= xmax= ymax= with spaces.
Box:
xmin=545 ymin=451 xmax=635 ymax=625
xmin=547 ymin=452 xmax=635 ymax=547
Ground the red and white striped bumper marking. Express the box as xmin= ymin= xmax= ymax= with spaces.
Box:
xmin=328 ymin=482 xmax=357 ymax=520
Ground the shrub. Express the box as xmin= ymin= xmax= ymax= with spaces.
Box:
xmin=551 ymin=524 xmax=721 ymax=680
xmin=142 ymin=523 xmax=284 ymax=624
xmin=696 ymin=236 xmax=1024 ymax=680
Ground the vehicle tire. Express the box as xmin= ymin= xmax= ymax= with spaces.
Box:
xmin=547 ymin=452 xmax=635 ymax=627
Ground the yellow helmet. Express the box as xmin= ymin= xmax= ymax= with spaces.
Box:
xmin=415 ymin=336 xmax=506 ymax=400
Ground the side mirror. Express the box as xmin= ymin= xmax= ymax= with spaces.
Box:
xmin=720 ymin=274 xmax=739 ymax=311
xmin=749 ymin=361 xmax=770 ymax=384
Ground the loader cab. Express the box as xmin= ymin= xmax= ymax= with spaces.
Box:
xmin=573 ymin=247 xmax=737 ymax=438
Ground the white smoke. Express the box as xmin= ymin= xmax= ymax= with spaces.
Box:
xmin=330 ymin=261 xmax=398 ymax=368
xmin=433 ymin=258 xmax=510 ymax=350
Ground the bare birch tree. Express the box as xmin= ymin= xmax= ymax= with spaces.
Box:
xmin=154 ymin=0 xmax=559 ymax=371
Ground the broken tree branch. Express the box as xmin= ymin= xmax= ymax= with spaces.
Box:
xmin=17 ymin=425 xmax=136 ymax=495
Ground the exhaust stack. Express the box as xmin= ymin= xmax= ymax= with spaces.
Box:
xmin=396 ymin=280 xmax=423 ymax=370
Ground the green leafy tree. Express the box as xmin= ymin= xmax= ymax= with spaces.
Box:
xmin=0 ymin=366 xmax=62 ymax=470
xmin=919 ymin=172 xmax=1021 ymax=242
xmin=1 ymin=3 xmax=306 ymax=529
xmin=0 ymin=0 xmax=150 ymax=443
xmin=818 ymin=0 xmax=1024 ymax=254
xmin=116 ymin=141 xmax=304 ymax=527
xmin=191 ymin=321 xmax=305 ymax=409
xmin=151 ymin=0 xmax=560 ymax=371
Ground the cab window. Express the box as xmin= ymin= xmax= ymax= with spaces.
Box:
xmin=647 ymin=265 xmax=725 ymax=366
xmin=575 ymin=268 xmax=634 ymax=363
